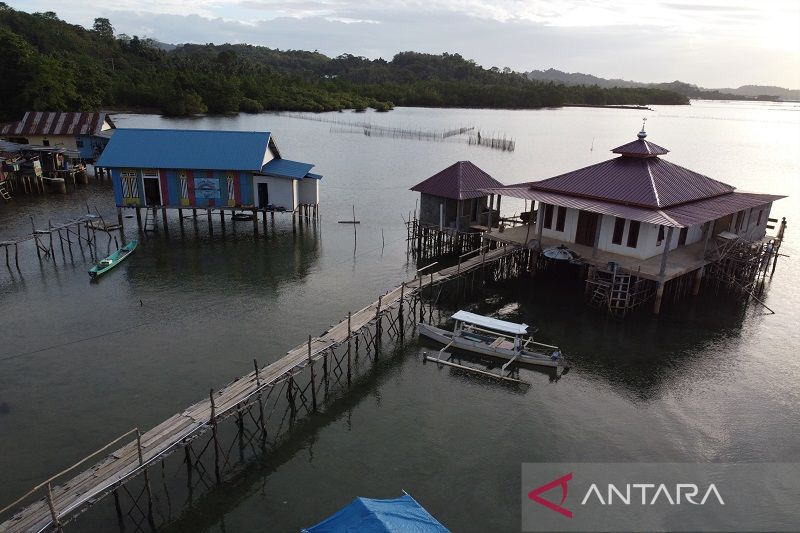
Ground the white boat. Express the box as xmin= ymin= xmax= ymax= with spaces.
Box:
xmin=419 ymin=310 xmax=566 ymax=369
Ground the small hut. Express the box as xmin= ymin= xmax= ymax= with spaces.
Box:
xmin=410 ymin=161 xmax=504 ymax=231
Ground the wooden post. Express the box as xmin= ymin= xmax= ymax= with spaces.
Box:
xmin=692 ymin=267 xmax=704 ymax=296
xmin=178 ymin=208 xmax=184 ymax=229
xmin=399 ymin=282 xmax=405 ymax=339
xmin=308 ymin=336 xmax=317 ymax=412
xmin=161 ymin=207 xmax=168 ymax=233
xmin=135 ymin=207 xmax=142 ymax=230
xmin=45 ymin=483 xmax=63 ymax=532
xmin=487 ymin=194 xmax=494 ymax=232
xmin=659 ymin=226 xmax=675 ymax=276
xmin=347 ymin=312 xmax=352 ymax=386
xmin=113 ymin=489 xmax=124 ymax=526
xmin=207 ymin=208 xmax=212 ymax=233
xmin=136 ymin=428 xmax=155 ymax=526
xmin=220 ymin=209 xmax=226 ymax=232
xmin=209 ymin=389 xmax=221 ymax=484
xmin=699 ymin=221 xmax=712 ymax=260
xmin=653 ymin=282 xmax=665 ymax=314
xmin=254 ymin=359 xmax=267 ymax=438
xmin=117 ymin=207 xmax=124 ymax=229
xmin=252 ymin=209 xmax=258 ymax=234
xmin=14 ymin=243 xmax=19 ymax=269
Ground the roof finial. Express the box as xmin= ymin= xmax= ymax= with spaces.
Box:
xmin=638 ymin=117 xmax=647 ymax=140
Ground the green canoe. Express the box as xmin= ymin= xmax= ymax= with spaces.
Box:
xmin=89 ymin=240 xmax=137 ymax=278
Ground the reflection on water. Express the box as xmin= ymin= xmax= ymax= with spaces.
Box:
xmin=1 ymin=101 xmax=799 ymax=532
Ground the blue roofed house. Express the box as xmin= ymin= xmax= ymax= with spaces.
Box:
xmin=95 ymin=128 xmax=321 ymax=212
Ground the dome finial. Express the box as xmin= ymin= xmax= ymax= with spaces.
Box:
xmin=637 ymin=117 xmax=647 ymax=139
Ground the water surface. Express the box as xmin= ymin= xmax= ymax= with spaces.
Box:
xmin=0 ymin=101 xmax=798 ymax=532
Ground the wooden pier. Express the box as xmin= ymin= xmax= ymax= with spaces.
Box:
xmin=0 ymin=243 xmax=523 ymax=533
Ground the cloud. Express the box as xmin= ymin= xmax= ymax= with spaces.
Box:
xmin=7 ymin=0 xmax=800 ymax=88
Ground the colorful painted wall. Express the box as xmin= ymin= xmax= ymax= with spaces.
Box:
xmin=110 ymin=167 xmax=255 ymax=208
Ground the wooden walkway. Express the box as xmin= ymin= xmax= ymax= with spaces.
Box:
xmin=0 ymin=244 xmax=519 ymax=533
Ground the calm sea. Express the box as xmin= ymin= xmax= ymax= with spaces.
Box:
xmin=0 ymin=101 xmax=798 ymax=532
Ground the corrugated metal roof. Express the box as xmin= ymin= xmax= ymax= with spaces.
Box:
xmin=0 ymin=112 xmax=114 ymax=137
xmin=306 ymin=172 xmax=323 ymax=180
xmin=410 ymin=161 xmax=505 ymax=200
xmin=664 ymin=191 xmax=784 ymax=227
xmin=96 ymin=129 xmax=272 ymax=171
xmin=611 ymin=138 xmax=669 ymax=156
xmin=526 ymin=156 xmax=734 ymax=209
xmin=261 ymin=158 xmax=316 ymax=179
xmin=482 ymin=186 xmax=784 ymax=228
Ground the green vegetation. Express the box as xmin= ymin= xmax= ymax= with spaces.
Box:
xmin=0 ymin=4 xmax=689 ymax=120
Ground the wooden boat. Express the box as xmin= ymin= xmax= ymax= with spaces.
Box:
xmin=419 ymin=310 xmax=566 ymax=369
xmin=88 ymin=240 xmax=137 ymax=278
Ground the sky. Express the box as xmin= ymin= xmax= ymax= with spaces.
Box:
xmin=9 ymin=0 xmax=800 ymax=88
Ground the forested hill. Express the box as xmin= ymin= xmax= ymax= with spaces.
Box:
xmin=0 ymin=4 xmax=689 ymax=121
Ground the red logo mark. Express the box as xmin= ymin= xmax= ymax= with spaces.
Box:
xmin=528 ymin=472 xmax=573 ymax=518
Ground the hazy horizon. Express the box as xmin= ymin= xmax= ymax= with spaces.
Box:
xmin=7 ymin=0 xmax=800 ymax=89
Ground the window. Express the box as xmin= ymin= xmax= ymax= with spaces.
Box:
xmin=42 ymin=139 xmax=50 ymax=147
xmin=612 ymin=217 xmax=625 ymax=245
xmin=142 ymin=168 xmax=159 ymax=178
xmin=627 ymin=221 xmax=640 ymax=248
xmin=120 ymin=169 xmax=138 ymax=198
xmin=735 ymin=210 xmax=746 ymax=233
xmin=178 ymin=170 xmax=189 ymax=203
xmin=542 ymin=204 xmax=554 ymax=229
xmin=555 ymin=206 xmax=567 ymax=232
xmin=76 ymin=140 xmax=84 ymax=148
xmin=756 ymin=210 xmax=763 ymax=226
xmin=657 ymin=225 xmax=665 ymax=246
xmin=678 ymin=227 xmax=688 ymax=246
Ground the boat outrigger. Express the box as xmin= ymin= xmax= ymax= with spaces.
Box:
xmin=88 ymin=240 xmax=137 ymax=279
xmin=419 ymin=310 xmax=566 ymax=370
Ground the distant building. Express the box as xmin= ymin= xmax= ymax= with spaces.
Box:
xmin=485 ymin=128 xmax=784 ymax=260
xmin=0 ymin=112 xmax=115 ymax=161
xmin=95 ymin=128 xmax=320 ymax=211
xmin=410 ymin=161 xmax=504 ymax=230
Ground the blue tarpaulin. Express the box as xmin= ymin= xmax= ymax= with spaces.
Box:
xmin=302 ymin=494 xmax=450 ymax=533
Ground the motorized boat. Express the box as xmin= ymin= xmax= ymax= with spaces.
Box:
xmin=418 ymin=310 xmax=566 ymax=369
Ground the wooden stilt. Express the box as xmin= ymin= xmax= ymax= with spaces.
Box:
xmin=254 ymin=359 xmax=267 ymax=438
xmin=45 ymin=483 xmax=63 ymax=533
xmin=347 ymin=312 xmax=352 ymax=386
xmin=209 ymin=389 xmax=221 ymax=484
xmin=308 ymin=336 xmax=317 ymax=413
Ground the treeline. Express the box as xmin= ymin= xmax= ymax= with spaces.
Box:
xmin=0 ymin=4 xmax=689 ymax=120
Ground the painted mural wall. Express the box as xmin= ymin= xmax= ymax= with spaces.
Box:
xmin=111 ymin=168 xmax=255 ymax=208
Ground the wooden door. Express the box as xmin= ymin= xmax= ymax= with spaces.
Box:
xmin=575 ymin=210 xmax=599 ymax=246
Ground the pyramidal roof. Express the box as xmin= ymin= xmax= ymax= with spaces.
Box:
xmin=410 ymin=161 xmax=504 ymax=200
xmin=527 ymin=130 xmax=734 ymax=209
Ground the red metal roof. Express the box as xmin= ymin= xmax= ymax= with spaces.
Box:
xmin=611 ymin=138 xmax=669 ymax=156
xmin=482 ymin=186 xmax=784 ymax=228
xmin=410 ymin=161 xmax=504 ymax=200
xmin=0 ymin=112 xmax=114 ymax=137
xmin=524 ymin=156 xmax=734 ymax=209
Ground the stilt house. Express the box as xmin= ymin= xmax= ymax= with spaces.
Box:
xmin=0 ymin=112 xmax=115 ymax=161
xmin=410 ymin=161 xmax=504 ymax=230
xmin=95 ymin=129 xmax=321 ymax=212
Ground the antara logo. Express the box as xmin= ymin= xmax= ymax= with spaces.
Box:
xmin=528 ymin=472 xmax=574 ymax=518
xmin=528 ymin=473 xmax=725 ymax=518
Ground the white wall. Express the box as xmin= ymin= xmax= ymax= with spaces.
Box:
xmin=252 ymin=175 xmax=296 ymax=210
xmin=25 ymin=135 xmax=78 ymax=151
xmin=298 ymin=178 xmax=319 ymax=205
